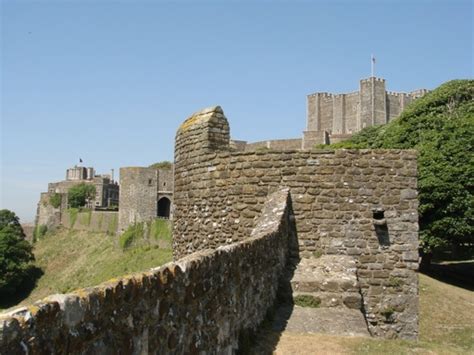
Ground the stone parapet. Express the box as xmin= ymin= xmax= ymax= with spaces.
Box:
xmin=0 ymin=189 xmax=293 ymax=353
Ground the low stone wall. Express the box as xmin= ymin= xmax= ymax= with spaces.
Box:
xmin=61 ymin=210 xmax=118 ymax=234
xmin=0 ymin=189 xmax=293 ymax=354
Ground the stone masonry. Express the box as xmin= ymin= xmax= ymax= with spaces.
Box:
xmin=303 ymin=76 xmax=428 ymax=147
xmin=118 ymin=166 xmax=174 ymax=232
xmin=174 ymin=106 xmax=419 ymax=339
xmin=0 ymin=188 xmax=294 ymax=354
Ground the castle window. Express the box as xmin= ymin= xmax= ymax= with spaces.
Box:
xmin=373 ymin=210 xmax=384 ymax=220
xmin=148 ymin=179 xmax=152 ymax=185
xmin=163 ymin=182 xmax=166 ymax=187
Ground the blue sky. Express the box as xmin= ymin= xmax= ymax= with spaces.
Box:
xmin=1 ymin=0 xmax=472 ymax=222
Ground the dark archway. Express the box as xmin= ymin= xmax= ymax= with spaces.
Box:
xmin=157 ymin=197 xmax=171 ymax=218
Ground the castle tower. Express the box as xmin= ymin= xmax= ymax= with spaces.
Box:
xmin=359 ymin=77 xmax=387 ymax=129
xmin=118 ymin=167 xmax=158 ymax=231
xmin=302 ymin=76 xmax=428 ymax=147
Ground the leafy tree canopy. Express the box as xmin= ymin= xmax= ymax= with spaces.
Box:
xmin=68 ymin=183 xmax=96 ymax=208
xmin=0 ymin=209 xmax=35 ymax=295
xmin=326 ymin=80 xmax=474 ymax=255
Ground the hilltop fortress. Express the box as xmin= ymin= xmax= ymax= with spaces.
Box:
xmin=4 ymin=104 xmax=420 ymax=353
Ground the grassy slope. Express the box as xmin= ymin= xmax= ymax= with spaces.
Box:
xmin=12 ymin=227 xmax=172 ymax=308
xmin=270 ymin=273 xmax=473 ymax=354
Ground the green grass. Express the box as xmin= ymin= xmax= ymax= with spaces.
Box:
xmin=78 ymin=210 xmax=92 ymax=226
xmin=107 ymin=213 xmax=118 ymax=235
xmin=150 ymin=219 xmax=172 ymax=242
xmin=293 ymin=294 xmax=321 ymax=308
xmin=119 ymin=219 xmax=172 ymax=250
xmin=9 ymin=227 xmax=172 ymax=307
xmin=68 ymin=208 xmax=79 ymax=228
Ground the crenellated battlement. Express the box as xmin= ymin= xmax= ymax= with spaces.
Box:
xmin=304 ymin=76 xmax=429 ymax=147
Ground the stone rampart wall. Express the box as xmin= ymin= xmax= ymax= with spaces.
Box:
xmin=173 ymin=106 xmax=419 ymax=339
xmin=35 ymin=192 xmax=61 ymax=229
xmin=0 ymin=189 xmax=292 ymax=354
xmin=61 ymin=210 xmax=118 ymax=234
xmin=243 ymin=138 xmax=302 ymax=151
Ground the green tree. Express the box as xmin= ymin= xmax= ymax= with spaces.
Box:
xmin=325 ymin=80 xmax=474 ymax=262
xmin=68 ymin=183 xmax=96 ymax=208
xmin=0 ymin=210 xmax=35 ymax=295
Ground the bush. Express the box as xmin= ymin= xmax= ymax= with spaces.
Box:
xmin=326 ymin=80 xmax=474 ymax=258
xmin=0 ymin=210 xmax=35 ymax=295
xmin=68 ymin=183 xmax=96 ymax=208
xmin=49 ymin=193 xmax=62 ymax=208
xmin=149 ymin=161 xmax=172 ymax=170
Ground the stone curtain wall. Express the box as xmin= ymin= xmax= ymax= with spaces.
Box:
xmin=174 ymin=106 xmax=419 ymax=339
xmin=0 ymin=189 xmax=292 ymax=354
xmin=61 ymin=211 xmax=118 ymax=234
xmin=35 ymin=192 xmax=61 ymax=229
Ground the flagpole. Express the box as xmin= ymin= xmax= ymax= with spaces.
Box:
xmin=371 ymin=54 xmax=375 ymax=77
xmin=371 ymin=54 xmax=373 ymax=77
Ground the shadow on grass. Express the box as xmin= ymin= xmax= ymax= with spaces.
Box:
xmin=421 ymin=260 xmax=474 ymax=291
xmin=0 ymin=266 xmax=44 ymax=309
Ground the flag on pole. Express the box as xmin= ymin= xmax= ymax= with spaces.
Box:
xmin=79 ymin=158 xmax=83 ymax=163
xmin=372 ymin=54 xmax=376 ymax=63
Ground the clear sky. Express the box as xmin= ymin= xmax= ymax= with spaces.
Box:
xmin=1 ymin=0 xmax=472 ymax=222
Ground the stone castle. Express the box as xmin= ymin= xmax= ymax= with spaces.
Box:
xmin=35 ymin=165 xmax=174 ymax=234
xmin=233 ymin=76 xmax=428 ymax=150
xmin=3 ymin=105 xmax=420 ymax=353
xmin=303 ymin=77 xmax=428 ymax=146
xmin=35 ymin=76 xmax=426 ymax=235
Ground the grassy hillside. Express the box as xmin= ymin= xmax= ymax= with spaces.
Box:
xmin=1 ymin=225 xmax=172 ymax=309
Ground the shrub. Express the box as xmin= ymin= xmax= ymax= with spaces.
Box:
xmin=119 ymin=223 xmax=145 ymax=250
xmin=49 ymin=193 xmax=62 ymax=208
xmin=68 ymin=183 xmax=96 ymax=208
xmin=149 ymin=161 xmax=172 ymax=170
